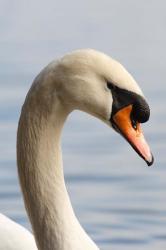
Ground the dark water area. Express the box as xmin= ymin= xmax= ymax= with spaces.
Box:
xmin=0 ymin=1 xmax=166 ymax=249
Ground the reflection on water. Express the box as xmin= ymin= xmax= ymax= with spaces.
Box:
xmin=0 ymin=1 xmax=166 ymax=249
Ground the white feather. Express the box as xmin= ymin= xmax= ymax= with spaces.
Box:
xmin=0 ymin=213 xmax=37 ymax=250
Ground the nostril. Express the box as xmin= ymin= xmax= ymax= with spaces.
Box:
xmin=131 ymin=118 xmax=137 ymax=130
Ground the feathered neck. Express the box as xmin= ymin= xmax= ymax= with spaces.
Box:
xmin=17 ymin=80 xmax=99 ymax=250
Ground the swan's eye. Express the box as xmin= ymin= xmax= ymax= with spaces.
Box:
xmin=107 ymin=82 xmax=115 ymax=90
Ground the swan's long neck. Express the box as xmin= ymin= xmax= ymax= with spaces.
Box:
xmin=17 ymin=81 xmax=98 ymax=250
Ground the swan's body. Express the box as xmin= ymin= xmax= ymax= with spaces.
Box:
xmin=0 ymin=214 xmax=37 ymax=250
xmin=0 ymin=49 xmax=153 ymax=250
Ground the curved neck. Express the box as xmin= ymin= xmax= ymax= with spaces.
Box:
xmin=17 ymin=84 xmax=98 ymax=250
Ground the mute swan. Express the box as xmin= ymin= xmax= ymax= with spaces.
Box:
xmin=0 ymin=49 xmax=153 ymax=250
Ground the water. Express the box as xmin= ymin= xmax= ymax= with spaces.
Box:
xmin=0 ymin=1 xmax=166 ymax=249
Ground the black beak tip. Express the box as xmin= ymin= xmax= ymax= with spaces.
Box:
xmin=146 ymin=154 xmax=154 ymax=167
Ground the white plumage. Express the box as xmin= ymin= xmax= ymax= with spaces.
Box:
xmin=0 ymin=213 xmax=37 ymax=250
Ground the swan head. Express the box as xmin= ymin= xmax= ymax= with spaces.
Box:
xmin=55 ymin=49 xmax=153 ymax=166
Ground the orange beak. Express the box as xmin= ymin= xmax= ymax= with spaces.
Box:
xmin=112 ymin=105 xmax=154 ymax=166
